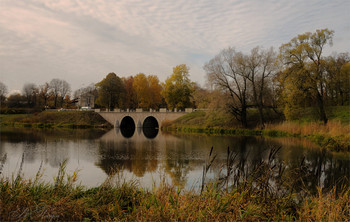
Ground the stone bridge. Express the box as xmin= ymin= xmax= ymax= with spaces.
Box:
xmin=96 ymin=109 xmax=192 ymax=128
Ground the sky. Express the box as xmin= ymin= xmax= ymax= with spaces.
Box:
xmin=1 ymin=0 xmax=350 ymax=95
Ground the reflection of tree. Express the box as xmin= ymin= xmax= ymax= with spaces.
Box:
xmin=96 ymin=140 xmax=158 ymax=177
xmin=96 ymin=140 xmax=135 ymax=176
xmin=132 ymin=141 xmax=158 ymax=177
xmin=164 ymin=140 xmax=192 ymax=188
xmin=0 ymin=128 xmax=107 ymax=143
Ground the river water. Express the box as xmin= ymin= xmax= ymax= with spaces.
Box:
xmin=0 ymin=127 xmax=349 ymax=192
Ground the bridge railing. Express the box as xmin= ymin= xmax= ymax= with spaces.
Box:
xmin=96 ymin=108 xmax=194 ymax=113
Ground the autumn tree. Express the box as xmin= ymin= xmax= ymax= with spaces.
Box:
xmin=95 ymin=73 xmax=124 ymax=110
xmin=122 ymin=76 xmax=137 ymax=109
xmin=133 ymin=73 xmax=163 ymax=109
xmin=146 ymin=75 xmax=162 ymax=109
xmin=133 ymin=73 xmax=150 ymax=108
xmin=162 ymin=64 xmax=194 ymax=110
xmin=278 ymin=28 xmax=334 ymax=124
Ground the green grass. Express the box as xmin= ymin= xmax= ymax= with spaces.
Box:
xmin=327 ymin=106 xmax=350 ymax=123
xmin=0 ymin=111 xmax=112 ymax=129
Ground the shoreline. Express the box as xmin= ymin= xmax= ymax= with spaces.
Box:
xmin=164 ymin=124 xmax=350 ymax=153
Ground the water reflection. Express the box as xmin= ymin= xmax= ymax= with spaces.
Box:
xmin=118 ymin=125 xmax=159 ymax=139
xmin=120 ymin=126 xmax=135 ymax=138
xmin=0 ymin=127 xmax=349 ymax=192
xmin=142 ymin=127 xmax=159 ymax=139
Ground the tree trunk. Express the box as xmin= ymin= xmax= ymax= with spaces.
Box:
xmin=316 ymin=92 xmax=328 ymax=124
xmin=54 ymin=95 xmax=58 ymax=108
xmin=241 ymin=105 xmax=248 ymax=128
xmin=252 ymin=77 xmax=265 ymax=128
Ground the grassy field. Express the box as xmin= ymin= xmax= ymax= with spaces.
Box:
xmin=1 ymin=157 xmax=349 ymax=221
xmin=0 ymin=110 xmax=112 ymax=129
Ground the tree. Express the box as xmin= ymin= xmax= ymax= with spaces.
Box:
xmin=162 ymin=64 xmax=194 ymax=110
xmin=74 ymin=84 xmax=98 ymax=99
xmin=7 ymin=93 xmax=25 ymax=108
xmin=204 ymin=48 xmax=251 ymax=127
xmin=147 ymin=75 xmax=162 ymax=109
xmin=132 ymin=73 xmax=162 ymax=109
xmin=323 ymin=53 xmax=350 ymax=105
xmin=38 ymin=82 xmax=51 ymax=108
xmin=133 ymin=73 xmax=150 ymax=108
xmin=122 ymin=77 xmax=137 ymax=109
xmin=95 ymin=73 xmax=124 ymax=110
xmin=278 ymin=28 xmax=334 ymax=124
xmin=49 ymin=79 xmax=61 ymax=108
xmin=245 ymin=47 xmax=277 ymax=127
xmin=49 ymin=79 xmax=71 ymax=108
xmin=59 ymin=80 xmax=71 ymax=107
xmin=22 ymin=83 xmax=38 ymax=107
xmin=0 ymin=81 xmax=8 ymax=105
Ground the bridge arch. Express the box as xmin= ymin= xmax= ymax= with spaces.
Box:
xmin=142 ymin=116 xmax=159 ymax=129
xmin=142 ymin=116 xmax=159 ymax=139
xmin=120 ymin=116 xmax=136 ymax=138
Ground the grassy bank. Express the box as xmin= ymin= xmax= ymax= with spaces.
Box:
xmin=165 ymin=106 xmax=350 ymax=152
xmin=0 ymin=111 xmax=112 ymax=129
xmin=1 ymin=158 xmax=349 ymax=221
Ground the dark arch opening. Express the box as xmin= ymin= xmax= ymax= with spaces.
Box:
xmin=120 ymin=116 xmax=135 ymax=138
xmin=142 ymin=116 xmax=159 ymax=139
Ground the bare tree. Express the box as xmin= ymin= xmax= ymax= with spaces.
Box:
xmin=74 ymin=83 xmax=97 ymax=99
xmin=0 ymin=81 xmax=8 ymax=105
xmin=49 ymin=78 xmax=71 ymax=108
xmin=50 ymin=79 xmax=61 ymax=108
xmin=204 ymin=47 xmax=251 ymax=127
xmin=38 ymin=82 xmax=50 ymax=108
xmin=59 ymin=80 xmax=71 ymax=107
xmin=246 ymin=47 xmax=277 ymax=128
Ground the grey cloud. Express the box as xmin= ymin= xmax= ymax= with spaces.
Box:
xmin=1 ymin=0 xmax=349 ymax=93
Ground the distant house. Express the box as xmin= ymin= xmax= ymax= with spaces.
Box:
xmin=76 ymin=92 xmax=95 ymax=108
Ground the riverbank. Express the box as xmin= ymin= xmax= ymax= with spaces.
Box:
xmin=164 ymin=107 xmax=350 ymax=152
xmin=1 ymin=162 xmax=348 ymax=221
xmin=0 ymin=111 xmax=112 ymax=129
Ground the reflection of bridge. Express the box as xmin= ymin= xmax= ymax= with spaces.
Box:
xmin=96 ymin=109 xmax=192 ymax=128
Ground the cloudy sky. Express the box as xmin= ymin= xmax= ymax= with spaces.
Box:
xmin=1 ymin=0 xmax=350 ymax=94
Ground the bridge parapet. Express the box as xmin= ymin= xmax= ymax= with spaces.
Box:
xmin=96 ymin=108 xmax=192 ymax=128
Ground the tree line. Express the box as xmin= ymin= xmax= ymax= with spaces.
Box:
xmin=0 ymin=64 xmax=195 ymax=112
xmin=205 ymin=29 xmax=349 ymax=127
xmin=0 ymin=79 xmax=72 ymax=110
xmin=1 ymin=28 xmax=349 ymax=126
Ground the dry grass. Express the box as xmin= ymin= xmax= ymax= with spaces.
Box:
xmin=265 ymin=121 xmax=350 ymax=151
xmin=266 ymin=121 xmax=349 ymax=137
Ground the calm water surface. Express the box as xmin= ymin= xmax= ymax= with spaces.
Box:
xmin=0 ymin=127 xmax=349 ymax=191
